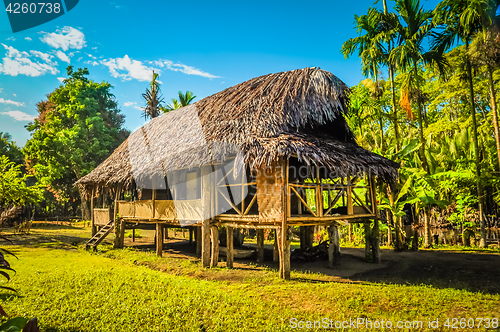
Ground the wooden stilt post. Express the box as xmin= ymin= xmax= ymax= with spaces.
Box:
xmin=282 ymin=226 xmax=291 ymax=280
xmin=226 ymin=226 xmax=234 ymax=268
xmin=196 ymin=226 xmax=202 ymax=255
xmin=113 ymin=185 xmax=122 ymax=249
xmin=202 ymin=220 xmax=211 ymax=267
xmin=276 ymin=228 xmax=284 ymax=277
xmin=156 ymin=223 xmax=163 ymax=256
xmin=256 ymin=229 xmax=264 ymax=263
xmin=281 ymin=158 xmax=290 ymax=280
xmin=328 ymin=223 xmax=341 ymax=268
xmin=119 ymin=219 xmax=125 ymax=249
xmin=189 ymin=227 xmax=194 ymax=245
xmin=91 ymin=187 xmax=96 ymax=236
xmin=132 ymin=228 xmax=135 ymax=242
xmin=369 ymin=176 xmax=381 ymax=263
xmin=210 ymin=226 xmax=219 ymax=267
xmin=164 ymin=227 xmax=169 ymax=240
xmin=364 ymin=222 xmax=372 ymax=262
xmin=273 ymin=230 xmax=279 ymax=262
xmin=201 ymin=163 xmax=212 ymax=268
xmin=372 ymin=219 xmax=381 ymax=263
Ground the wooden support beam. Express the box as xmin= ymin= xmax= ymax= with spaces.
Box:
xmin=282 ymin=226 xmax=291 ymax=280
xmin=202 ymin=220 xmax=211 ymax=267
xmin=256 ymin=229 xmax=264 ymax=263
xmin=273 ymin=230 xmax=279 ymax=262
xmin=189 ymin=227 xmax=194 ymax=245
xmin=226 ymin=226 xmax=234 ymax=268
xmin=164 ymin=227 xmax=169 ymax=239
xmin=113 ymin=185 xmax=122 ymax=249
xmin=347 ymin=176 xmax=353 ymax=215
xmin=132 ymin=228 xmax=135 ymax=242
xmin=210 ymin=226 xmax=219 ymax=268
xmin=364 ymin=222 xmax=372 ymax=262
xmin=91 ymin=187 xmax=96 ymax=236
xmin=328 ymin=223 xmax=341 ymax=268
xmin=201 ymin=165 xmax=212 ymax=267
xmin=152 ymin=189 xmax=156 ymax=219
xmin=196 ymin=226 xmax=202 ymax=255
xmin=276 ymin=228 xmax=284 ymax=277
xmin=372 ymin=219 xmax=381 ymax=263
xmin=281 ymin=158 xmax=290 ymax=280
xmin=156 ymin=223 xmax=163 ymax=256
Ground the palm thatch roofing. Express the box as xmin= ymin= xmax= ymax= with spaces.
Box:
xmin=75 ymin=67 xmax=398 ymax=195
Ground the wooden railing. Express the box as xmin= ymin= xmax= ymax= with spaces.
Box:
xmin=116 ymin=199 xmax=203 ymax=221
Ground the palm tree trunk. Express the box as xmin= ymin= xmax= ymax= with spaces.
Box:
xmin=413 ymin=62 xmax=429 ymax=173
xmin=423 ymin=207 xmax=431 ymax=248
xmin=465 ymin=54 xmax=486 ymax=248
xmin=389 ymin=64 xmax=400 ymax=152
xmin=379 ymin=118 xmax=385 ymax=152
xmin=487 ymin=65 xmax=500 ymax=169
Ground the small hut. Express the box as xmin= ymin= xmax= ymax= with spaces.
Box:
xmin=76 ymin=67 xmax=398 ymax=280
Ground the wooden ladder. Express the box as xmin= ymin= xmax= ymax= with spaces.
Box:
xmin=86 ymin=220 xmax=114 ymax=250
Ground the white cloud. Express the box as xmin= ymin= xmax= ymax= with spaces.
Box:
xmin=101 ymin=55 xmax=220 ymax=81
xmin=40 ymin=27 xmax=86 ymax=51
xmin=86 ymin=53 xmax=97 ymax=59
xmin=84 ymin=60 xmax=99 ymax=66
xmin=30 ymin=50 xmax=54 ymax=62
xmin=56 ymin=50 xmax=70 ymax=63
xmin=6 ymin=37 xmax=15 ymax=41
xmin=0 ymin=44 xmax=58 ymax=77
xmin=101 ymin=55 xmax=155 ymax=82
xmin=0 ymin=97 xmax=24 ymax=107
xmin=12 ymin=93 xmax=16 ymax=97
xmin=123 ymin=101 xmax=142 ymax=110
xmin=0 ymin=110 xmax=35 ymax=121
xmin=25 ymin=37 xmax=32 ymax=41
xmin=57 ymin=77 xmax=65 ymax=82
xmin=156 ymin=60 xmax=221 ymax=79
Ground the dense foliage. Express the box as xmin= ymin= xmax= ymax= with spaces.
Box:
xmin=22 ymin=66 xmax=129 ymax=216
xmin=343 ymin=0 xmax=500 ymax=248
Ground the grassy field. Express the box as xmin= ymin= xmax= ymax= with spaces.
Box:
xmin=0 ymin=225 xmax=499 ymax=331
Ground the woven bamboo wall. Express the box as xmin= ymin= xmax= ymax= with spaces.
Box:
xmin=94 ymin=208 xmax=111 ymax=226
xmin=134 ymin=200 xmax=154 ymax=219
xmin=155 ymin=200 xmax=177 ymax=220
xmin=117 ymin=201 xmax=134 ymax=218
xmin=257 ymin=163 xmax=284 ymax=222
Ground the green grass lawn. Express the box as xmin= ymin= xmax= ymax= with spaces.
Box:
xmin=0 ymin=226 xmax=499 ymax=331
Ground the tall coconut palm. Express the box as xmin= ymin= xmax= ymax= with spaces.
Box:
xmin=162 ymin=91 xmax=197 ymax=113
xmin=390 ymin=0 xmax=447 ymax=174
xmin=142 ymin=71 xmax=164 ymax=120
xmin=380 ymin=0 xmax=403 ymax=152
xmin=432 ymin=0 xmax=497 ymax=247
xmin=469 ymin=29 xmax=500 ymax=169
xmin=390 ymin=0 xmax=449 ymax=248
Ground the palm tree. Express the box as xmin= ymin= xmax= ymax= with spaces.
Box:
xmin=469 ymin=25 xmax=500 ymax=169
xmin=162 ymin=91 xmax=196 ymax=113
xmin=432 ymin=0 xmax=497 ymax=248
xmin=380 ymin=0 xmax=402 ymax=152
xmin=342 ymin=8 xmax=385 ymax=83
xmin=142 ymin=71 xmax=164 ymax=120
xmin=390 ymin=0 xmax=447 ymax=174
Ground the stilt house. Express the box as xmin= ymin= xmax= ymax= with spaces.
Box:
xmin=76 ymin=67 xmax=398 ymax=279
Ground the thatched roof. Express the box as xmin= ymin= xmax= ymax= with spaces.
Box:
xmin=75 ymin=67 xmax=398 ymax=194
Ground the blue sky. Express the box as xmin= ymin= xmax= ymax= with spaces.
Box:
xmin=0 ymin=0 xmax=440 ymax=146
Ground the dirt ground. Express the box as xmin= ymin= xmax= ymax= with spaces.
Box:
xmin=5 ymin=224 xmax=500 ymax=294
